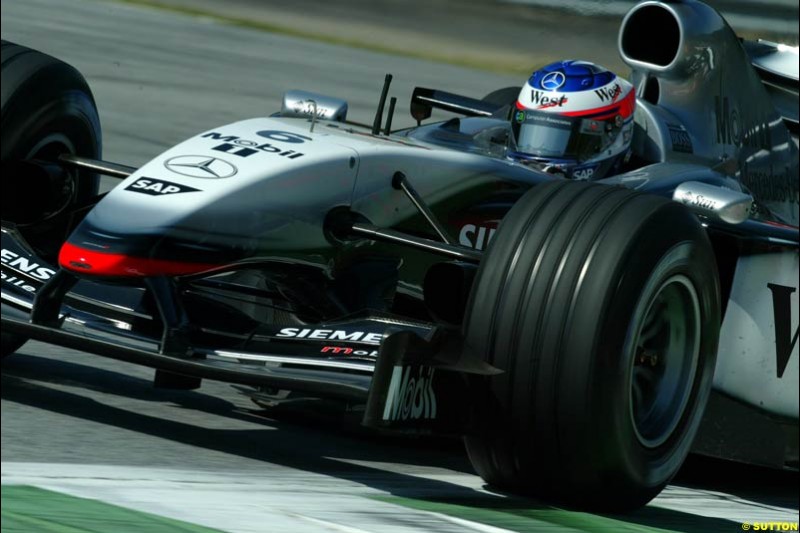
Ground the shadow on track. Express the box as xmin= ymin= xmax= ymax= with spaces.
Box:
xmin=3 ymin=351 xmax=795 ymax=533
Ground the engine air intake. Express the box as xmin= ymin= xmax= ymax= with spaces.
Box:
xmin=620 ymin=4 xmax=681 ymax=68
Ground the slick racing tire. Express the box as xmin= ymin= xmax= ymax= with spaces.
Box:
xmin=1 ymin=41 xmax=102 ymax=358
xmin=463 ymin=180 xmax=720 ymax=511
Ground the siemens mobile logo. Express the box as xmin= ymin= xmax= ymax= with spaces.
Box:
xmin=321 ymin=346 xmax=379 ymax=357
xmin=275 ymin=327 xmax=384 ymax=344
xmin=1 ymin=249 xmax=56 ymax=281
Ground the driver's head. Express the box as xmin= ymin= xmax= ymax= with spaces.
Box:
xmin=511 ymin=60 xmax=635 ymax=180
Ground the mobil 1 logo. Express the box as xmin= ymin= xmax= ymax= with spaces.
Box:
xmin=382 ymin=366 xmax=437 ymax=422
xmin=125 ymin=177 xmax=200 ymax=196
xmin=201 ymin=130 xmax=310 ymax=160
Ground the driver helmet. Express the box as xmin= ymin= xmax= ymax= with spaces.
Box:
xmin=510 ymin=60 xmax=635 ymax=180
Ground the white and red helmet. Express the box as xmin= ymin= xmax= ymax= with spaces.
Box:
xmin=511 ymin=60 xmax=635 ymax=180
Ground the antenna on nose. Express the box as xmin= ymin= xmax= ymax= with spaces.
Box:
xmin=372 ymin=74 xmax=393 ymax=135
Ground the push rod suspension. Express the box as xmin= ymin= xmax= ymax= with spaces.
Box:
xmin=59 ymin=154 xmax=135 ymax=179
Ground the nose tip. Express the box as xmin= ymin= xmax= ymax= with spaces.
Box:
xmin=59 ymin=242 xmax=219 ymax=277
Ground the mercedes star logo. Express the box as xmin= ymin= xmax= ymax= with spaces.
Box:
xmin=541 ymin=71 xmax=566 ymax=91
xmin=164 ymin=155 xmax=237 ymax=179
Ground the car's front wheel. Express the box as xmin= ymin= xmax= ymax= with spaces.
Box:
xmin=1 ymin=41 xmax=101 ymax=358
xmin=463 ymin=180 xmax=720 ymax=511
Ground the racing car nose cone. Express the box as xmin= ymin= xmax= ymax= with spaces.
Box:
xmin=58 ymin=242 xmax=220 ymax=277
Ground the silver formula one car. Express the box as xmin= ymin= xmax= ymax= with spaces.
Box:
xmin=1 ymin=0 xmax=797 ymax=511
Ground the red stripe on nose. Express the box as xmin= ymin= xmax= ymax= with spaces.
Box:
xmin=59 ymin=242 xmax=219 ymax=277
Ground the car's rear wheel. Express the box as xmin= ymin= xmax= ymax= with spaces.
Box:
xmin=463 ymin=180 xmax=720 ymax=511
xmin=1 ymin=41 xmax=101 ymax=358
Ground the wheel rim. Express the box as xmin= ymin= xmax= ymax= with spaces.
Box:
xmin=25 ymin=132 xmax=75 ymax=162
xmin=22 ymin=134 xmax=77 ymax=223
xmin=627 ymin=274 xmax=701 ymax=448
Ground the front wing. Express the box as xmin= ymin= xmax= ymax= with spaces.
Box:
xmin=1 ymin=225 xmax=487 ymax=434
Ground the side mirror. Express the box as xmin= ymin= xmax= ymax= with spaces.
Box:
xmin=673 ymin=181 xmax=753 ymax=224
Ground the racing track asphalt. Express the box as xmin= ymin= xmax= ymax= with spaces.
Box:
xmin=1 ymin=0 xmax=799 ymax=531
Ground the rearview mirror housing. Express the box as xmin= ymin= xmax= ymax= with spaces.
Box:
xmin=280 ymin=90 xmax=348 ymax=122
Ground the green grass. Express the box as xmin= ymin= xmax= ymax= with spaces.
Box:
xmin=374 ymin=495 xmax=743 ymax=533
xmin=1 ymin=485 xmax=227 ymax=533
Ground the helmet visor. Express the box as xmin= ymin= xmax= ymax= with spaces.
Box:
xmin=512 ymin=109 xmax=622 ymax=162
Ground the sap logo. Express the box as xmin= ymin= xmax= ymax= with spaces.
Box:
xmin=382 ymin=366 xmax=437 ymax=422
xmin=459 ymin=223 xmax=497 ymax=251
xmin=321 ymin=346 xmax=379 ymax=356
xmin=767 ymin=283 xmax=799 ymax=379
xmin=572 ymin=165 xmax=597 ymax=180
xmin=202 ymin=132 xmax=306 ymax=159
xmin=125 ymin=177 xmax=199 ymax=196
xmin=531 ymin=90 xmax=568 ymax=109
xmin=276 ymin=327 xmax=384 ymax=344
xmin=595 ymin=83 xmax=621 ymax=102
xmin=1 ymin=249 xmax=55 ymax=281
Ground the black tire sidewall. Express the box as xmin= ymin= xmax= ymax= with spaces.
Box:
xmin=1 ymin=42 xmax=101 ymax=355
xmin=2 ymin=57 xmax=101 ymax=207
xmin=584 ymin=205 xmax=719 ymax=500
xmin=463 ymin=182 xmax=719 ymax=509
